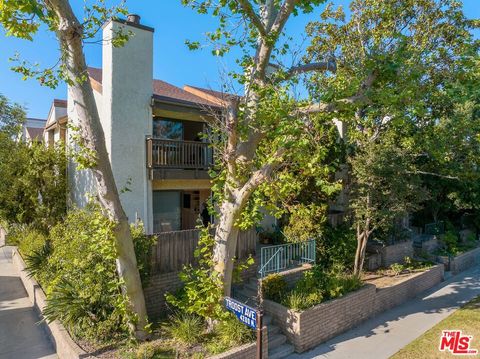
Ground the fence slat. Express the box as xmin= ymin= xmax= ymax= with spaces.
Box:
xmin=151 ymin=228 xmax=257 ymax=274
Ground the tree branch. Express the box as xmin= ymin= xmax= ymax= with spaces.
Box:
xmin=301 ymin=71 xmax=377 ymax=114
xmin=405 ymin=171 xmax=460 ymax=180
xmin=238 ymin=0 xmax=267 ymax=37
xmin=284 ymin=60 xmax=337 ymax=79
xmin=237 ymin=147 xmax=286 ymax=203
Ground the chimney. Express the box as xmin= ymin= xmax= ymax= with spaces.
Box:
xmin=126 ymin=14 xmax=141 ymax=25
xmin=101 ymin=16 xmax=154 ymax=229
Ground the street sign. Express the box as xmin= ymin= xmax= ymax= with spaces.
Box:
xmin=224 ymin=296 xmax=258 ymax=329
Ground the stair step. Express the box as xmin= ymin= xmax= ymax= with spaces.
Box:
xmin=239 ymin=286 xmax=257 ymax=299
xmin=268 ymin=333 xmax=286 ymax=348
xmin=268 ymin=325 xmax=280 ymax=336
xmin=244 ymin=281 xmax=258 ymax=292
xmin=263 ymin=315 xmax=272 ymax=326
xmin=269 ymin=343 xmax=295 ymax=359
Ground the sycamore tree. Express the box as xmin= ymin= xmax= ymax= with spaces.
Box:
xmin=183 ymin=0 xmax=348 ymax=296
xmin=303 ymin=0 xmax=477 ymax=274
xmin=0 ymin=1 xmax=148 ymax=338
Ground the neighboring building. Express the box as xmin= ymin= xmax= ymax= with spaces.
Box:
xmin=44 ymin=99 xmax=68 ymax=147
xmin=22 ymin=118 xmax=46 ymax=143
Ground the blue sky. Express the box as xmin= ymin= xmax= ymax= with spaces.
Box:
xmin=0 ymin=0 xmax=478 ymax=119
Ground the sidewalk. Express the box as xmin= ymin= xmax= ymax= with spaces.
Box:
xmin=0 ymin=245 xmax=57 ymax=359
xmin=291 ymin=265 xmax=480 ymax=359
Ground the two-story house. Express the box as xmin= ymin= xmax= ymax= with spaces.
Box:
xmin=63 ymin=15 xmax=231 ymax=234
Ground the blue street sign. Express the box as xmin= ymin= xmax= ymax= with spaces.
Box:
xmin=224 ymin=297 xmax=258 ymax=329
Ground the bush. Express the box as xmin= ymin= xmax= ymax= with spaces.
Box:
xmin=317 ymin=224 xmax=357 ymax=271
xmin=283 ymin=203 xmax=328 ymax=242
xmin=162 ymin=313 xmax=204 ymax=346
xmin=166 ymin=226 xmax=227 ymax=321
xmin=276 ymin=266 xmax=362 ymax=310
xmin=282 ymin=290 xmax=323 ymax=311
xmin=261 ymin=273 xmax=287 ymax=302
xmin=26 ymin=205 xmax=153 ymax=342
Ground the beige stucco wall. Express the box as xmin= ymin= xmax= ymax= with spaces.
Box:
xmin=68 ymin=20 xmax=154 ymax=232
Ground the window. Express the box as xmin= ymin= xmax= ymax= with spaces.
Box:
xmin=153 ymin=118 xmax=183 ymax=140
xmin=152 ymin=191 xmax=181 ymax=232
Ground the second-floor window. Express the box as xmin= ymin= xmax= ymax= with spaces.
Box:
xmin=153 ymin=118 xmax=183 ymax=140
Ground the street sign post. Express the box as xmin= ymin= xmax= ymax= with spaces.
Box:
xmin=224 ymin=297 xmax=263 ymax=359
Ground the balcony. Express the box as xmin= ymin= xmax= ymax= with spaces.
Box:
xmin=146 ymin=138 xmax=212 ymax=179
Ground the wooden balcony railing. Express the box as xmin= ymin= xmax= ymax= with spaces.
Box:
xmin=146 ymin=138 xmax=212 ymax=169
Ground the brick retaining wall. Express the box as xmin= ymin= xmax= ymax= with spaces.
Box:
xmin=449 ymin=247 xmax=480 ymax=274
xmin=209 ymin=326 xmax=268 ymax=359
xmin=368 ymin=240 xmax=414 ymax=267
xmin=374 ymin=265 xmax=444 ymax=314
xmin=264 ymin=264 xmax=444 ymax=353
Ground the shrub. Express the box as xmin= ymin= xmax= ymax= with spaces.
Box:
xmin=39 ymin=207 xmax=131 ymax=341
xmin=15 ymin=226 xmax=47 ymax=257
xmin=213 ymin=314 xmax=254 ymax=348
xmin=282 ymin=290 xmax=323 ymax=311
xmin=278 ymin=266 xmax=362 ymax=310
xmin=389 ymin=263 xmax=405 ymax=276
xmin=317 ymin=224 xmax=357 ymax=271
xmin=261 ymin=273 xmax=287 ymax=302
xmin=162 ymin=313 xmax=204 ymax=346
xmin=283 ymin=203 xmax=328 ymax=242
xmin=166 ymin=226 xmax=227 ymax=321
xmin=127 ymin=341 xmax=175 ymax=359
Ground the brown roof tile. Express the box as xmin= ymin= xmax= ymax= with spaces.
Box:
xmin=87 ymin=67 xmax=219 ymax=107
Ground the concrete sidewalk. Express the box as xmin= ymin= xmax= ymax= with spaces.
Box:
xmin=0 ymin=245 xmax=57 ymax=359
xmin=291 ymin=266 xmax=480 ymax=359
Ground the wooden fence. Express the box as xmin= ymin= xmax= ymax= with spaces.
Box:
xmin=151 ymin=228 xmax=258 ymax=274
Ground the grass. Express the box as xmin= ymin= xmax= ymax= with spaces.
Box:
xmin=390 ymin=296 xmax=480 ymax=359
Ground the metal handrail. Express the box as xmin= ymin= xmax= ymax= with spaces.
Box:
xmin=258 ymin=239 xmax=316 ymax=278
xmin=258 ymin=247 xmax=284 ymax=278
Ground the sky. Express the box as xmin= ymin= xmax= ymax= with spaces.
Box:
xmin=0 ymin=0 xmax=478 ymax=119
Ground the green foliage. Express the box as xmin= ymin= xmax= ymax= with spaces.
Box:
xmin=129 ymin=342 xmax=175 ymax=359
xmin=275 ymin=266 xmax=362 ymax=310
xmin=166 ymin=226 xmax=226 ymax=321
xmin=0 ymin=94 xmax=66 ymax=232
xmin=283 ymin=203 xmax=328 ymax=242
xmin=206 ymin=314 xmax=254 ymax=355
xmin=389 ymin=263 xmax=404 ymax=276
xmin=317 ymin=224 xmax=357 ymax=271
xmin=436 ymin=230 xmax=477 ymax=256
xmin=131 ymin=222 xmax=155 ymax=283
xmin=14 ymin=206 xmax=152 ymax=342
xmin=281 ymin=290 xmax=323 ymax=311
xmin=0 ymin=1 xmax=129 ymax=88
xmin=39 ymin=206 xmax=132 ymax=341
xmin=162 ymin=313 xmax=204 ymax=346
xmin=261 ymin=273 xmax=288 ymax=303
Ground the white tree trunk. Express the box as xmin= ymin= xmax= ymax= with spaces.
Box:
xmin=213 ymin=201 xmax=241 ymax=296
xmin=45 ymin=0 xmax=148 ymax=339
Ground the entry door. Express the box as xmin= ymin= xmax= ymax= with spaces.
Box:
xmin=152 ymin=191 xmax=181 ymax=232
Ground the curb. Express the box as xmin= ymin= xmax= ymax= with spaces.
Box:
xmin=11 ymin=247 xmax=94 ymax=359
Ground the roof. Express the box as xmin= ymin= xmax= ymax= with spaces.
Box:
xmin=25 ymin=127 xmax=44 ymax=140
xmin=86 ymin=67 xmax=220 ymax=108
xmin=183 ymin=85 xmax=239 ymax=106
xmin=53 ymin=99 xmax=67 ymax=108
